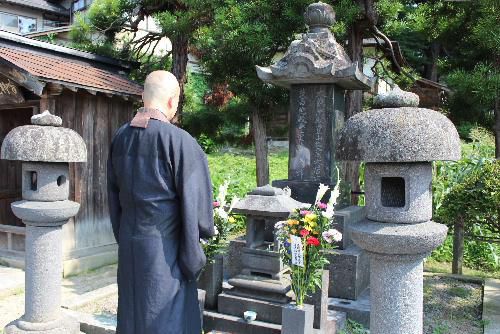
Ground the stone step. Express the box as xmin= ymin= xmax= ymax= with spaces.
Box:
xmin=204 ymin=310 xmax=281 ymax=334
xmin=329 ymin=288 xmax=370 ymax=328
xmin=218 ymin=292 xmax=286 ymax=325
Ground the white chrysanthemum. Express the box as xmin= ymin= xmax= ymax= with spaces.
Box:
xmin=217 ymin=180 xmax=230 ymax=208
xmin=315 ymin=183 xmax=330 ymax=204
xmin=214 ymin=226 xmax=219 ymax=235
xmin=322 ymin=229 xmax=342 ymax=243
xmin=215 ymin=207 xmax=228 ymax=220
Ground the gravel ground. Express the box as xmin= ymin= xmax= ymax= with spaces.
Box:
xmin=76 ymin=275 xmax=485 ymax=334
xmin=424 ymin=276 xmax=483 ymax=334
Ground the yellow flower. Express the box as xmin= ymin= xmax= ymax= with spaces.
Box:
xmin=288 ymin=219 xmax=299 ymax=226
xmin=291 ymin=228 xmax=297 ymax=234
xmin=228 ymin=216 xmax=236 ymax=224
xmin=304 ymin=213 xmax=317 ymax=223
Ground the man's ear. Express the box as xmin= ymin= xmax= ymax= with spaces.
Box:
xmin=167 ymin=97 xmax=173 ymax=111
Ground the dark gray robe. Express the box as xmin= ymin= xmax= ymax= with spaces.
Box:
xmin=107 ymin=117 xmax=215 ymax=334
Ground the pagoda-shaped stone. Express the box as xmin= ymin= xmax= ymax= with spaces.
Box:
xmin=257 ymin=1 xmax=372 ymax=203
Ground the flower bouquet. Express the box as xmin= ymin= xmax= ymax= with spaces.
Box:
xmin=201 ymin=180 xmax=239 ymax=264
xmin=275 ymin=182 xmax=342 ymax=306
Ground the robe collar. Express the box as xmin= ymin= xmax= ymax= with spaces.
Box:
xmin=130 ymin=107 xmax=170 ymax=128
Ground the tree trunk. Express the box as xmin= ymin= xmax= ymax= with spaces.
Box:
xmin=452 ymin=218 xmax=465 ymax=275
xmin=252 ymin=108 xmax=269 ymax=187
xmin=343 ymin=22 xmax=364 ymax=205
xmin=495 ymin=96 xmax=499 ymax=159
xmin=424 ymin=42 xmax=440 ymax=82
xmin=171 ymin=33 xmax=189 ymax=125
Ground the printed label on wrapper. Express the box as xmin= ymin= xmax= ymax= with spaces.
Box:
xmin=291 ymin=235 xmax=304 ymax=267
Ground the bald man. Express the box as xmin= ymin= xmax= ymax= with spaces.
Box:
xmin=107 ymin=71 xmax=215 ymax=334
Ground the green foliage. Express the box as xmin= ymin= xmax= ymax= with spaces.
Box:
xmin=196 ymin=0 xmax=310 ymax=109
xmin=338 ymin=319 xmax=368 ymax=334
xmin=445 ymin=63 xmax=499 ymax=126
xmin=182 ymin=73 xmax=249 ymax=146
xmin=207 ymin=150 xmax=288 ymax=200
xmin=330 ymin=0 xmax=362 ymax=41
xmin=430 ymin=130 xmax=498 ymax=271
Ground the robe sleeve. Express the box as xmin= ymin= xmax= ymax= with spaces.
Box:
xmin=107 ymin=141 xmax=122 ymax=243
xmin=173 ymin=136 xmax=215 ymax=281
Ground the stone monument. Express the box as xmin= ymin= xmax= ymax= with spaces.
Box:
xmin=256 ymin=1 xmax=372 ymax=203
xmin=336 ymin=88 xmax=461 ymax=334
xmin=1 ymin=111 xmax=87 ymax=334
xmin=256 ymin=2 xmax=372 ymax=325
xmin=205 ymin=185 xmax=338 ymax=333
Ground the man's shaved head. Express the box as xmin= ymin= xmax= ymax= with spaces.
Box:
xmin=142 ymin=71 xmax=180 ymax=120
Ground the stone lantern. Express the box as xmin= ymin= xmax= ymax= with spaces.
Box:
xmin=336 ymin=88 xmax=461 ymax=334
xmin=1 ymin=111 xmax=86 ymax=334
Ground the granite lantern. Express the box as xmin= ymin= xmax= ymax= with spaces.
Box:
xmin=1 ymin=111 xmax=86 ymax=334
xmin=257 ymin=1 xmax=372 ymax=203
xmin=336 ymin=88 xmax=461 ymax=334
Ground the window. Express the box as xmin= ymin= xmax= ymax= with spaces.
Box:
xmin=18 ymin=16 xmax=37 ymax=34
xmin=0 ymin=12 xmax=37 ymax=34
xmin=73 ymin=0 xmax=93 ymax=12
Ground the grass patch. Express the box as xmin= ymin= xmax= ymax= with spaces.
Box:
xmin=207 ymin=149 xmax=288 ymax=198
xmin=425 ymin=258 xmax=500 ymax=279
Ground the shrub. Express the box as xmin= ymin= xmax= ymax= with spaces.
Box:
xmin=435 ymin=160 xmax=500 ymax=271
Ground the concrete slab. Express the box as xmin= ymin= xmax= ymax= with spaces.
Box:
xmin=483 ymin=278 xmax=500 ymax=334
xmin=0 ymin=266 xmax=24 ymax=298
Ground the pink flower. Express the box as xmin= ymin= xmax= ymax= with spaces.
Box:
xmin=317 ymin=202 xmax=327 ymax=210
xmin=300 ymin=210 xmax=311 ymax=216
xmin=300 ymin=229 xmax=310 ymax=237
xmin=213 ymin=201 xmax=220 ymax=208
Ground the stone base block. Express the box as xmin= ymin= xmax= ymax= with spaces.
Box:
xmin=223 ymin=237 xmax=245 ymax=279
xmin=326 ymin=245 xmax=369 ymax=300
xmin=282 ymin=304 xmax=314 ymax=334
xmin=328 ymin=288 xmax=370 ymax=328
xmin=218 ymin=292 xmax=285 ymax=324
xmin=5 ymin=314 xmax=80 ymax=334
xmin=203 ymin=310 xmax=281 ymax=334
xmin=198 ymin=255 xmax=223 ymax=310
xmin=227 ymin=274 xmax=292 ymax=304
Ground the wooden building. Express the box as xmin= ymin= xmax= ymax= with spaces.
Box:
xmin=0 ymin=30 xmax=142 ymax=275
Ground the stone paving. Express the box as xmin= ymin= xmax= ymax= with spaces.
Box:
xmin=484 ymin=278 xmax=500 ymax=334
xmin=0 ymin=265 xmax=117 ymax=331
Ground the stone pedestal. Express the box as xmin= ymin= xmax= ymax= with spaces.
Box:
xmin=282 ymin=304 xmax=314 ymax=334
xmin=350 ymin=220 xmax=448 ymax=334
xmin=198 ymin=254 xmax=223 ymax=310
xmin=5 ymin=201 xmax=81 ymax=334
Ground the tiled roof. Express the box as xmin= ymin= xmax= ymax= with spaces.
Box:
xmin=0 ymin=46 xmax=143 ymax=97
xmin=0 ymin=0 xmax=70 ymax=16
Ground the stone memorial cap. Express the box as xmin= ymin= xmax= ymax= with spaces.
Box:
xmin=232 ymin=185 xmax=309 ymax=218
xmin=255 ymin=2 xmax=372 ymax=90
xmin=336 ymin=88 xmax=460 ymax=162
xmin=0 ymin=110 xmax=87 ymax=162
